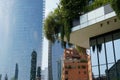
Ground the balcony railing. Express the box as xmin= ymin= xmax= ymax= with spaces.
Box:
xmin=72 ymin=4 xmax=116 ymax=32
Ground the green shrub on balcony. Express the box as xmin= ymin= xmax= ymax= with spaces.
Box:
xmin=44 ymin=0 xmax=88 ymax=48
xmin=88 ymin=0 xmax=120 ymax=19
xmin=86 ymin=0 xmax=112 ymax=12
xmin=111 ymin=0 xmax=120 ymax=19
xmin=44 ymin=0 xmax=120 ymax=49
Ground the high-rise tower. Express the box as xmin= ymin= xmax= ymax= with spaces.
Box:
xmin=0 ymin=74 xmax=2 ymax=80
xmin=4 ymin=74 xmax=8 ymax=80
xmin=14 ymin=63 xmax=19 ymax=80
xmin=36 ymin=66 xmax=41 ymax=80
xmin=30 ymin=51 xmax=37 ymax=80
xmin=0 ymin=0 xmax=44 ymax=80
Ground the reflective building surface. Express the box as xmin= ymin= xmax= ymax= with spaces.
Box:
xmin=52 ymin=42 xmax=64 ymax=80
xmin=0 ymin=0 xmax=43 ymax=80
xmin=90 ymin=30 xmax=120 ymax=80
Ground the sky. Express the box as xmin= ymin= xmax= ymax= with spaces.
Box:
xmin=0 ymin=0 xmax=43 ymax=80
xmin=45 ymin=0 xmax=59 ymax=17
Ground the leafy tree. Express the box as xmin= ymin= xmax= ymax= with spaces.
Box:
xmin=44 ymin=11 xmax=61 ymax=43
xmin=87 ymin=0 xmax=110 ymax=11
xmin=44 ymin=0 xmax=89 ymax=48
xmin=60 ymin=0 xmax=88 ymax=19
xmin=59 ymin=0 xmax=89 ymax=46
xmin=44 ymin=0 xmax=120 ymax=51
xmin=111 ymin=0 xmax=120 ymax=19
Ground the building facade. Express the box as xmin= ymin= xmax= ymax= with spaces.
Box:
xmin=62 ymin=3 xmax=120 ymax=80
xmin=0 ymin=0 xmax=43 ymax=80
xmin=61 ymin=48 xmax=92 ymax=80
xmin=52 ymin=42 xmax=64 ymax=80
xmin=41 ymin=68 xmax=48 ymax=80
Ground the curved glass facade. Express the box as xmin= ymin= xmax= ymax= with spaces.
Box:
xmin=90 ymin=29 xmax=120 ymax=80
xmin=0 ymin=0 xmax=43 ymax=80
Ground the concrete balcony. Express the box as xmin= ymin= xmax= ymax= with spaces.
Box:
xmin=67 ymin=4 xmax=120 ymax=48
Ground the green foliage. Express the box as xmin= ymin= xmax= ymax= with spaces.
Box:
xmin=44 ymin=8 xmax=71 ymax=48
xmin=60 ymin=0 xmax=88 ymax=19
xmin=44 ymin=0 xmax=89 ymax=48
xmin=87 ymin=0 xmax=120 ymax=20
xmin=111 ymin=0 xmax=120 ymax=19
xmin=86 ymin=0 xmax=120 ymax=19
xmin=44 ymin=11 xmax=61 ymax=43
xmin=44 ymin=0 xmax=120 ymax=49
xmin=87 ymin=0 xmax=112 ymax=12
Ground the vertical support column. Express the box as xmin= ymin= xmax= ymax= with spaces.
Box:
xmin=112 ymin=34 xmax=119 ymax=80
xmin=103 ymin=36 xmax=109 ymax=80
xmin=96 ymin=38 xmax=101 ymax=80
xmin=89 ymin=42 xmax=93 ymax=80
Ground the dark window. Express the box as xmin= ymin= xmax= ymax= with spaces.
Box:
xmin=65 ymin=78 xmax=68 ymax=80
xmin=72 ymin=65 xmax=76 ymax=69
xmin=78 ymin=65 xmax=80 ymax=69
xmin=65 ymin=66 xmax=68 ymax=69
xmin=82 ymin=65 xmax=86 ymax=69
xmin=84 ymin=71 xmax=86 ymax=74
xmin=65 ymin=71 xmax=68 ymax=74
xmin=68 ymin=65 xmax=72 ymax=69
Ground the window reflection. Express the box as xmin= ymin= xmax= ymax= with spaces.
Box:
xmin=105 ymin=35 xmax=114 ymax=69
xmin=114 ymin=32 xmax=120 ymax=61
xmin=90 ymin=30 xmax=120 ymax=80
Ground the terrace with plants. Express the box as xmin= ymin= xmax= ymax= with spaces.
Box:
xmin=44 ymin=0 xmax=120 ymax=51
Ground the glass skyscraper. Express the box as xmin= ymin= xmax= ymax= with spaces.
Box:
xmin=0 ymin=0 xmax=43 ymax=80
xmin=41 ymin=40 xmax=64 ymax=80
xmin=51 ymin=42 xmax=64 ymax=80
